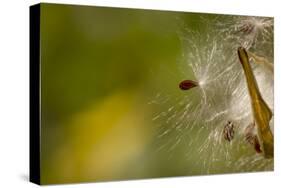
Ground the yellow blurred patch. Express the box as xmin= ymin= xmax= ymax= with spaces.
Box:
xmin=45 ymin=91 xmax=151 ymax=183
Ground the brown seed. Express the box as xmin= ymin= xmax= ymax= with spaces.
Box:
xmin=179 ymin=80 xmax=198 ymax=90
xmin=253 ymin=135 xmax=262 ymax=153
xmin=223 ymin=121 xmax=235 ymax=142
xmin=239 ymin=23 xmax=254 ymax=34
xmin=244 ymin=123 xmax=262 ymax=154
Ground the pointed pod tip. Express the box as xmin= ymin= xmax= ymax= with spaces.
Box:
xmin=238 ymin=46 xmax=244 ymax=52
xmin=237 ymin=47 xmax=249 ymax=64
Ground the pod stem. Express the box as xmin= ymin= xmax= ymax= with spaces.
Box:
xmin=238 ymin=47 xmax=274 ymax=158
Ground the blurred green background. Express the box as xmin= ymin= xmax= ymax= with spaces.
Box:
xmin=39 ymin=3 xmax=269 ymax=184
